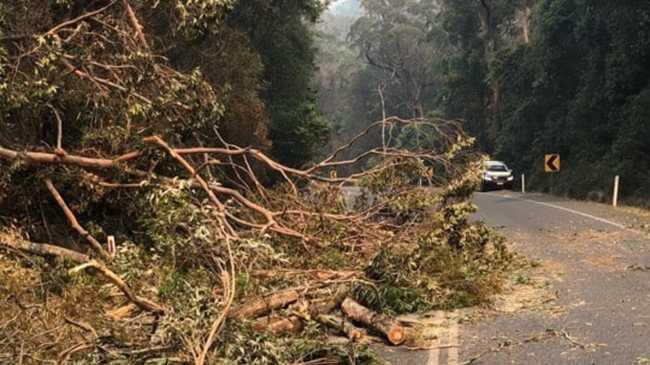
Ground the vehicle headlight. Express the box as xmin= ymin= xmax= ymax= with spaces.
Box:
xmin=507 ymin=176 xmax=514 ymax=181
xmin=483 ymin=174 xmax=492 ymax=181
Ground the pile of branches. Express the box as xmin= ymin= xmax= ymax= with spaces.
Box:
xmin=0 ymin=2 xmax=514 ymax=364
xmin=0 ymin=116 xmax=514 ymax=364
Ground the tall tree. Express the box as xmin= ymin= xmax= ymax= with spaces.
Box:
xmin=228 ymin=0 xmax=330 ymax=167
xmin=436 ymin=0 xmax=527 ymax=152
xmin=350 ymin=0 xmax=444 ymax=118
xmin=476 ymin=0 xmax=650 ymax=200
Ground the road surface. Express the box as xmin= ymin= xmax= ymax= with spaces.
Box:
xmin=378 ymin=190 xmax=650 ymax=365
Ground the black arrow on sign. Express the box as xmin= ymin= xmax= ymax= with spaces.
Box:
xmin=546 ymin=155 xmax=559 ymax=171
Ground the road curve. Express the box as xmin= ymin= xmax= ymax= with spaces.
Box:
xmin=463 ymin=190 xmax=650 ymax=365
xmin=472 ymin=191 xmax=633 ymax=232
xmin=376 ymin=190 xmax=650 ymax=365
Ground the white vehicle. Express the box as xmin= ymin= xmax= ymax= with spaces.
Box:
xmin=480 ymin=160 xmax=514 ymax=191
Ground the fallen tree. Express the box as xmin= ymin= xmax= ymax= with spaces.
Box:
xmin=0 ymin=112 xmax=512 ymax=363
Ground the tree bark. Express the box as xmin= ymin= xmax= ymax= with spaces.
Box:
xmin=0 ymin=235 xmax=89 ymax=263
xmin=316 ymin=314 xmax=366 ymax=342
xmin=340 ymin=298 xmax=406 ymax=345
xmin=229 ymin=290 xmax=300 ymax=320
xmin=252 ymin=316 xmax=303 ymax=335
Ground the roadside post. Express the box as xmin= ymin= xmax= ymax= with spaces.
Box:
xmin=521 ymin=174 xmax=526 ymax=194
xmin=613 ymin=175 xmax=620 ymax=207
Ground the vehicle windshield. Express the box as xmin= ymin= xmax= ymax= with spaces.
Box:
xmin=486 ymin=163 xmax=508 ymax=172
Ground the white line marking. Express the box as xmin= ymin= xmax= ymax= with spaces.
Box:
xmin=481 ymin=192 xmax=628 ymax=230
xmin=447 ymin=312 xmax=459 ymax=365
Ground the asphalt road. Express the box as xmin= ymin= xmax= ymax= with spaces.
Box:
xmin=379 ymin=190 xmax=650 ymax=365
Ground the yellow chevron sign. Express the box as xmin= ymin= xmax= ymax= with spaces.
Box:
xmin=545 ymin=154 xmax=560 ymax=173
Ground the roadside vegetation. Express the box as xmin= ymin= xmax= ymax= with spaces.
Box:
xmin=0 ymin=2 xmax=519 ymax=363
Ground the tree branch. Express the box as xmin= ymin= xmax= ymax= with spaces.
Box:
xmin=69 ymin=260 xmax=164 ymax=313
xmin=122 ymin=0 xmax=149 ymax=48
xmin=44 ymin=179 xmax=112 ymax=260
xmin=0 ymin=235 xmax=90 ymax=263
xmin=0 ymin=144 xmax=139 ymax=168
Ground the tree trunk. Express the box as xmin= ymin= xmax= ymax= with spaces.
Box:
xmin=522 ymin=6 xmax=531 ymax=44
xmin=340 ymin=298 xmax=406 ymax=345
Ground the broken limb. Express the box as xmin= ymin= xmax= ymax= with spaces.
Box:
xmin=316 ymin=314 xmax=367 ymax=342
xmin=229 ymin=290 xmax=300 ymax=320
xmin=0 ymin=235 xmax=90 ymax=263
xmin=68 ymin=260 xmax=165 ymax=314
xmin=44 ymin=179 xmax=112 ymax=260
xmin=341 ymin=298 xmax=406 ymax=345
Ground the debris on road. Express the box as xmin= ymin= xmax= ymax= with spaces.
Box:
xmin=1 ymin=111 xmax=516 ymax=363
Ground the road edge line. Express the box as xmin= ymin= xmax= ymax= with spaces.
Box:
xmin=480 ymin=192 xmax=630 ymax=230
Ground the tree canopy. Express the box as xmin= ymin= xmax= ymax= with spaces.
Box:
xmin=316 ymin=0 xmax=650 ymax=203
xmin=482 ymin=0 xmax=650 ymax=200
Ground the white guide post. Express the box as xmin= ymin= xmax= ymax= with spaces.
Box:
xmin=521 ymin=174 xmax=526 ymax=194
xmin=613 ymin=175 xmax=620 ymax=207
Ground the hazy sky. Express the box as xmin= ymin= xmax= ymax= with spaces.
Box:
xmin=330 ymin=0 xmax=361 ymax=16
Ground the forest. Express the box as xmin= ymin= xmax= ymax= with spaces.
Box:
xmin=0 ymin=0 xmax=648 ymax=364
xmin=318 ymin=0 xmax=650 ymax=204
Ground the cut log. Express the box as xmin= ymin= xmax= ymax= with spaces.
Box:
xmin=316 ymin=314 xmax=366 ymax=342
xmin=340 ymin=297 xmax=406 ymax=345
xmin=252 ymin=316 xmax=303 ymax=335
xmin=229 ymin=290 xmax=299 ymax=320
xmin=309 ymin=299 xmax=339 ymax=317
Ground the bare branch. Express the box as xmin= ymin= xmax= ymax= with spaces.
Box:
xmin=0 ymin=144 xmax=139 ymax=168
xmin=0 ymin=235 xmax=90 ymax=263
xmin=122 ymin=0 xmax=149 ymax=48
xmin=46 ymin=104 xmax=63 ymax=150
xmin=69 ymin=260 xmax=164 ymax=313
xmin=44 ymin=179 xmax=112 ymax=260
xmin=196 ymin=241 xmax=236 ymax=365
xmin=44 ymin=1 xmax=118 ymax=37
